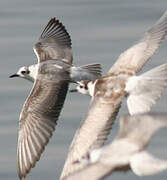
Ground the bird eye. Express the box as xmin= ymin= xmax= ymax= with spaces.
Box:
xmin=21 ymin=71 xmax=26 ymax=74
xmin=80 ymin=85 xmax=83 ymax=88
xmin=21 ymin=70 xmax=30 ymax=74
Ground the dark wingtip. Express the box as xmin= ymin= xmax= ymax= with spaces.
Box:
xmin=40 ymin=17 xmax=72 ymax=48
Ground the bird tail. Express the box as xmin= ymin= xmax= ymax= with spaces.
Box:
xmin=70 ymin=63 xmax=102 ymax=82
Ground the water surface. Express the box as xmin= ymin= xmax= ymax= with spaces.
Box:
xmin=1 ymin=0 xmax=167 ymax=179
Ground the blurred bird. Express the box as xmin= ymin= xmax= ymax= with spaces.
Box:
xmin=70 ymin=63 xmax=167 ymax=114
xmin=65 ymin=113 xmax=167 ymax=180
xmin=61 ymin=11 xmax=167 ymax=179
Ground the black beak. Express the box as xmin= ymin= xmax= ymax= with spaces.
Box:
xmin=69 ymin=89 xmax=78 ymax=93
xmin=9 ymin=74 xmax=19 ymax=78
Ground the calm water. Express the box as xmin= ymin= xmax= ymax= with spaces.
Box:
xmin=1 ymin=0 xmax=167 ymax=179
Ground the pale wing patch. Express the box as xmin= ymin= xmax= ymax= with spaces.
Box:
xmin=130 ymin=151 xmax=167 ymax=176
xmin=125 ymin=63 xmax=167 ymax=114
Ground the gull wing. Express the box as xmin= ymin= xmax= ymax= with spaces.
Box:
xmin=64 ymin=113 xmax=167 ymax=180
xmin=109 ymin=11 xmax=167 ymax=74
xmin=63 ymin=162 xmax=114 ymax=180
xmin=117 ymin=113 xmax=167 ymax=148
xmin=125 ymin=63 xmax=167 ymax=114
xmin=64 ymin=161 xmax=131 ymax=180
xmin=97 ymin=113 xmax=167 ymax=170
xmin=34 ymin=18 xmax=72 ymax=64
xmin=17 ymin=69 xmax=69 ymax=179
xmin=61 ymin=95 xmax=121 ymax=179
xmin=130 ymin=151 xmax=167 ymax=176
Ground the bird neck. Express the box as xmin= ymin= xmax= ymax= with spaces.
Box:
xmin=88 ymin=81 xmax=96 ymax=96
xmin=26 ymin=64 xmax=38 ymax=82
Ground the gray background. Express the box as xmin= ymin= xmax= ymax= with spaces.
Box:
xmin=1 ymin=0 xmax=167 ymax=179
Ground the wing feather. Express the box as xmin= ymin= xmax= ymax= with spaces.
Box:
xmin=63 ymin=162 xmax=114 ymax=180
xmin=109 ymin=11 xmax=167 ymax=73
xmin=34 ymin=17 xmax=72 ymax=64
xmin=17 ymin=77 xmax=68 ymax=179
xmin=125 ymin=63 xmax=167 ymax=114
xmin=61 ymin=96 xmax=121 ymax=179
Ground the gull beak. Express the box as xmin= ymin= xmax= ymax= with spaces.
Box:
xmin=9 ymin=74 xmax=19 ymax=78
xmin=69 ymin=89 xmax=78 ymax=93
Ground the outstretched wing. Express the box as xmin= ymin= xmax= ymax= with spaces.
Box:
xmin=125 ymin=63 xmax=167 ymax=114
xmin=64 ymin=113 xmax=167 ymax=180
xmin=61 ymin=94 xmax=121 ymax=179
xmin=34 ymin=17 xmax=73 ymax=64
xmin=63 ymin=162 xmax=114 ymax=180
xmin=109 ymin=11 xmax=167 ymax=74
xmin=117 ymin=113 xmax=167 ymax=147
xmin=130 ymin=151 xmax=167 ymax=176
xmin=17 ymin=69 xmax=69 ymax=179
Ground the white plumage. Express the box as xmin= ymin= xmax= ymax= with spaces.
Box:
xmin=125 ymin=63 xmax=167 ymax=114
xmin=61 ymin=11 xmax=167 ymax=179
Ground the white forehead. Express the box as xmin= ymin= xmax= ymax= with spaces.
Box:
xmin=77 ymin=81 xmax=86 ymax=86
xmin=17 ymin=66 xmax=28 ymax=73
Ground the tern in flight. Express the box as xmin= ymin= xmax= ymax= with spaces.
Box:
xmin=65 ymin=113 xmax=167 ymax=180
xmin=10 ymin=18 xmax=102 ymax=179
xmin=61 ymin=11 xmax=167 ymax=179
xmin=71 ymin=62 xmax=167 ymax=114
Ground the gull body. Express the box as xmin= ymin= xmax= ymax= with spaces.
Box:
xmin=61 ymin=11 xmax=167 ymax=179
xmin=12 ymin=62 xmax=102 ymax=83
xmin=65 ymin=113 xmax=167 ymax=180
xmin=10 ymin=18 xmax=102 ymax=180
xmin=72 ymin=62 xmax=167 ymax=114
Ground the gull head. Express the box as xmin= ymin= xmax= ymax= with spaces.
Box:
xmin=9 ymin=64 xmax=38 ymax=82
xmin=70 ymin=80 xmax=94 ymax=96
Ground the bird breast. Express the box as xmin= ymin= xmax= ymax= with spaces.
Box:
xmin=94 ymin=74 xmax=128 ymax=100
